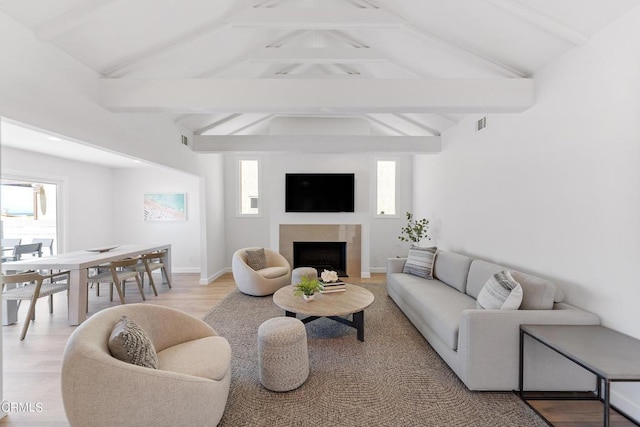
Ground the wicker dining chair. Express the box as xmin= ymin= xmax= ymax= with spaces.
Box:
xmin=87 ymin=258 xmax=145 ymax=304
xmin=1 ymin=270 xmax=70 ymax=340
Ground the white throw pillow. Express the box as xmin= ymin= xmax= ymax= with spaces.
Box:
xmin=402 ymin=246 xmax=437 ymax=279
xmin=476 ymin=270 xmax=523 ymax=310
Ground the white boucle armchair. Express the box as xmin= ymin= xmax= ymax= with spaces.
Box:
xmin=232 ymin=247 xmax=291 ymax=296
xmin=61 ymin=304 xmax=231 ymax=427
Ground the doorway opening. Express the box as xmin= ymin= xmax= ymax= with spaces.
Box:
xmin=1 ymin=179 xmax=58 ymax=256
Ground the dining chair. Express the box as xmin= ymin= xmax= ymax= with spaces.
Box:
xmin=137 ymin=251 xmax=171 ymax=294
xmin=1 ymin=238 xmax=22 ymax=261
xmin=12 ymin=242 xmax=43 ymax=261
xmin=87 ymin=258 xmax=145 ymax=304
xmin=32 ymin=238 xmax=54 ymax=256
xmin=1 ymin=270 xmax=70 ymax=340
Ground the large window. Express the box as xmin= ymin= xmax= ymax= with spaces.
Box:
xmin=376 ymin=160 xmax=396 ymax=216
xmin=239 ymin=159 xmax=260 ymax=215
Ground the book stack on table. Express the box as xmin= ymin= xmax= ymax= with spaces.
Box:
xmin=320 ymin=281 xmax=346 ymax=293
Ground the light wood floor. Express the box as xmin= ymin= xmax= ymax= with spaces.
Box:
xmin=0 ymin=272 xmax=631 ymax=426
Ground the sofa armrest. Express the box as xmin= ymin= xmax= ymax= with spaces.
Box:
xmin=458 ymin=304 xmax=600 ymax=390
xmin=387 ymin=257 xmax=407 ymax=274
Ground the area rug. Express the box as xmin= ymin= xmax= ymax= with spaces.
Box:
xmin=202 ymin=283 xmax=546 ymax=427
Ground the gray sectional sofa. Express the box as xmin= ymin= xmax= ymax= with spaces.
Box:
xmin=387 ymin=249 xmax=600 ymax=391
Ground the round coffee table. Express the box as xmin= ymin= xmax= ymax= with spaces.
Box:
xmin=273 ymin=284 xmax=375 ymax=342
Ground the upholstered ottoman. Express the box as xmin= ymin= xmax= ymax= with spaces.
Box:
xmin=291 ymin=267 xmax=318 ymax=285
xmin=258 ymin=317 xmax=309 ymax=392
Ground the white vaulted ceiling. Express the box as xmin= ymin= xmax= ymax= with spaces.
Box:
xmin=0 ymin=0 xmax=638 ymax=152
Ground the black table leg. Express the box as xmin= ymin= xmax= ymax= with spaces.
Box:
xmin=353 ymin=310 xmax=364 ymax=342
xmin=285 ymin=310 xmax=296 ymax=318
xmin=604 ymin=380 xmax=610 ymax=427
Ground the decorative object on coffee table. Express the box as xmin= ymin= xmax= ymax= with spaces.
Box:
xmin=320 ymin=269 xmax=339 ymax=283
xmin=293 ymin=276 xmax=323 ymax=302
xmin=274 ymin=283 xmax=374 ymax=341
xmin=258 ymin=317 xmax=309 ymax=392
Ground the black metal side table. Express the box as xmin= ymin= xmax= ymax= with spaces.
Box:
xmin=519 ymin=324 xmax=640 ymax=427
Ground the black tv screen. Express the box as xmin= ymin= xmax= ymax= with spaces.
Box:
xmin=286 ymin=173 xmax=355 ymax=213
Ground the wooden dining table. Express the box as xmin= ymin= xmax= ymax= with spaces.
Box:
xmin=1 ymin=243 xmax=171 ymax=326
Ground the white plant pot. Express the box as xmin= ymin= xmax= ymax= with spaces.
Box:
xmin=303 ymin=294 xmax=315 ymax=302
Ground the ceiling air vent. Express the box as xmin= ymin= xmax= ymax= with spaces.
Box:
xmin=476 ymin=116 xmax=487 ymax=132
xmin=180 ymin=135 xmax=189 ymax=146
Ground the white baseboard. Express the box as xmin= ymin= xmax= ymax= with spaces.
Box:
xmin=172 ymin=267 xmax=200 ymax=274
xmin=369 ymin=267 xmax=387 ymax=274
xmin=199 ymin=268 xmax=228 ymax=285
xmin=360 ymin=272 xmax=371 ymax=279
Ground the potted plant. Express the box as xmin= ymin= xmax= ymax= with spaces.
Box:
xmin=293 ymin=276 xmax=324 ymax=302
xmin=398 ymin=212 xmax=431 ymax=246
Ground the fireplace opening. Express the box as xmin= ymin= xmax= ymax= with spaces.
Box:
xmin=293 ymin=242 xmax=347 ymax=277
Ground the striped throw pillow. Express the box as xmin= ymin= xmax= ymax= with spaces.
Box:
xmin=476 ymin=270 xmax=523 ymax=310
xmin=402 ymin=246 xmax=437 ymax=279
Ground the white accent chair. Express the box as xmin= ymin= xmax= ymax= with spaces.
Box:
xmin=61 ymin=304 xmax=231 ymax=427
xmin=232 ymin=247 xmax=291 ymax=296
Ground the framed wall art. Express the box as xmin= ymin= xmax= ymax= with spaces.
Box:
xmin=144 ymin=193 xmax=186 ymax=222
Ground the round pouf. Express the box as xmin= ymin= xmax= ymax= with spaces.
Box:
xmin=291 ymin=267 xmax=318 ymax=285
xmin=258 ymin=317 xmax=309 ymax=392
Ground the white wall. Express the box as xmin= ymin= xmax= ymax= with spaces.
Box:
xmin=197 ymin=153 xmax=227 ymax=284
xmin=112 ymin=168 xmax=202 ymax=273
xmin=414 ymin=6 xmax=640 ymax=419
xmin=224 ymin=152 xmax=413 ymax=276
xmin=1 ymin=147 xmax=114 ymax=251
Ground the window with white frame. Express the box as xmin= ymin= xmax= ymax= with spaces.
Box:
xmin=239 ymin=159 xmax=259 ymax=215
xmin=376 ymin=159 xmax=396 ymax=216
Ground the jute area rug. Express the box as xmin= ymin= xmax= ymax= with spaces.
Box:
xmin=202 ymin=283 xmax=546 ymax=427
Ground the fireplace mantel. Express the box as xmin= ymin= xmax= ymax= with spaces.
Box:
xmin=279 ymin=224 xmax=361 ymax=278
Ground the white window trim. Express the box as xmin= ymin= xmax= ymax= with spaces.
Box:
xmin=236 ymin=156 xmax=262 ymax=218
xmin=373 ymin=156 xmax=399 ymax=218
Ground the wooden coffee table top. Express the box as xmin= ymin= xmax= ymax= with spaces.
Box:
xmin=273 ymin=284 xmax=375 ymax=317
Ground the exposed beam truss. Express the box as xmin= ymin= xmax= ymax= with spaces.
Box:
xmin=100 ymin=78 xmax=535 ymax=114
xmin=227 ymin=8 xmax=405 ymax=29
xmin=192 ymin=135 xmax=441 ymax=153
xmin=361 ymin=0 xmax=526 ymax=77
xmin=365 ymin=115 xmax=409 ymax=136
xmin=248 ymin=47 xmax=387 ymax=64
xmin=229 ymin=114 xmax=274 ymax=135
xmin=393 ymin=114 xmax=442 ymax=136
xmin=103 ymin=0 xmax=259 ymax=77
xmin=194 ymin=113 xmax=243 ymax=135
xmin=484 ymin=0 xmax=589 ymax=45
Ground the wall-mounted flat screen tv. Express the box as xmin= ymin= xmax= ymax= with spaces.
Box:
xmin=285 ymin=173 xmax=355 ymax=213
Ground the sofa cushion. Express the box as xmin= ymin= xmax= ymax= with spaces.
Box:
xmin=387 ymin=273 xmax=476 ymax=350
xmin=402 ymin=246 xmax=437 ymax=279
xmin=157 ymin=336 xmax=231 ymax=381
xmin=433 ymin=250 xmax=473 ymax=293
xmin=510 ymin=271 xmax=557 ymax=310
xmin=108 ymin=315 xmax=158 ymax=369
xmin=467 ymin=260 xmax=557 ymax=310
xmin=258 ymin=266 xmax=289 ymax=279
xmin=246 ymin=248 xmax=267 ymax=270
xmin=476 ymin=271 xmax=523 ymax=310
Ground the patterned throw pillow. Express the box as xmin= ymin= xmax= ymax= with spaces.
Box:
xmin=402 ymin=246 xmax=437 ymax=279
xmin=246 ymin=248 xmax=267 ymax=270
xmin=108 ymin=315 xmax=158 ymax=369
xmin=476 ymin=270 xmax=523 ymax=310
